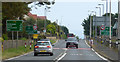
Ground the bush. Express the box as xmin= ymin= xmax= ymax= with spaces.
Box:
xmin=20 ymin=38 xmax=27 ymax=41
xmin=0 ymin=37 xmax=4 ymax=42
xmin=38 ymin=35 xmax=46 ymax=39
xmin=2 ymin=34 xmax=8 ymax=40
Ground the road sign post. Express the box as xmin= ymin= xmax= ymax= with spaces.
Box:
xmin=17 ymin=31 xmax=18 ymax=48
xmin=6 ymin=20 xmax=23 ymax=48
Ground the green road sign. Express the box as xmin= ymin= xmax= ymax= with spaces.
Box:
xmin=26 ymin=26 xmax=33 ymax=34
xmin=101 ymin=27 xmax=113 ymax=35
xmin=33 ymin=30 xmax=37 ymax=34
xmin=7 ymin=20 xmax=23 ymax=31
xmin=26 ymin=26 xmax=37 ymax=34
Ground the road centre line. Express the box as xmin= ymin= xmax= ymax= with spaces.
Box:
xmin=54 ymin=48 xmax=67 ymax=62
xmin=57 ymin=53 xmax=67 ymax=61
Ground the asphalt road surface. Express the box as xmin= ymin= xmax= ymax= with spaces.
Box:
xmin=4 ymin=40 xmax=109 ymax=62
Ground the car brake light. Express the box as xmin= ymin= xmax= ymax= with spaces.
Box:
xmin=47 ymin=46 xmax=51 ymax=48
xmin=35 ymin=46 xmax=39 ymax=48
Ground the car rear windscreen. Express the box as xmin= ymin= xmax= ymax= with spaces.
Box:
xmin=37 ymin=42 xmax=50 ymax=46
xmin=67 ymin=34 xmax=74 ymax=37
xmin=67 ymin=38 xmax=77 ymax=41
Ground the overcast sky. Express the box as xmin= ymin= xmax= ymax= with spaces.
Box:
xmin=29 ymin=0 xmax=118 ymax=39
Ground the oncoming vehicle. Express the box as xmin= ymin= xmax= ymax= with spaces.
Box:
xmin=65 ymin=37 xmax=78 ymax=48
xmin=34 ymin=39 xmax=53 ymax=56
xmin=67 ymin=33 xmax=75 ymax=38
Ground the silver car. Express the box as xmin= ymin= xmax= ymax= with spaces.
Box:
xmin=65 ymin=37 xmax=79 ymax=48
xmin=34 ymin=39 xmax=53 ymax=56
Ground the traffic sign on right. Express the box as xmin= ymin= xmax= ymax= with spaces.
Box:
xmin=101 ymin=27 xmax=113 ymax=35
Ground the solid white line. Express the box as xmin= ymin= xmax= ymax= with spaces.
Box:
xmin=95 ymin=52 xmax=108 ymax=60
xmin=85 ymin=40 xmax=109 ymax=61
xmin=85 ymin=40 xmax=90 ymax=47
xmin=53 ymin=52 xmax=63 ymax=61
xmin=57 ymin=53 xmax=67 ymax=61
xmin=6 ymin=51 xmax=33 ymax=60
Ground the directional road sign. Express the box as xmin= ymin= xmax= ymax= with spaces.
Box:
xmin=101 ymin=27 xmax=113 ymax=35
xmin=26 ymin=25 xmax=37 ymax=34
xmin=7 ymin=20 xmax=23 ymax=31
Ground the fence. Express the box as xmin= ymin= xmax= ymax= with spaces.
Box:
xmin=3 ymin=40 xmax=31 ymax=50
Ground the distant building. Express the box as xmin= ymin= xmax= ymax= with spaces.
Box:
xmin=24 ymin=12 xmax=46 ymax=20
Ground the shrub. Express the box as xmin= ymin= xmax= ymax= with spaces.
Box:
xmin=20 ymin=38 xmax=27 ymax=41
xmin=2 ymin=34 xmax=8 ymax=40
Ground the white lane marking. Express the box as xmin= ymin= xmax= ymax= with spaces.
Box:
xmin=89 ymin=54 xmax=94 ymax=56
xmin=54 ymin=48 xmax=67 ymax=62
xmin=6 ymin=51 xmax=33 ymax=60
xmin=85 ymin=40 xmax=109 ymax=61
xmin=79 ymin=54 xmax=83 ymax=55
xmin=57 ymin=53 xmax=67 ymax=61
xmin=70 ymin=54 xmax=83 ymax=56
xmin=85 ymin=40 xmax=90 ymax=47
xmin=53 ymin=53 xmax=63 ymax=61
xmin=94 ymin=52 xmax=108 ymax=60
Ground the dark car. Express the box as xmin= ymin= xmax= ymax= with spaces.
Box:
xmin=66 ymin=37 xmax=79 ymax=48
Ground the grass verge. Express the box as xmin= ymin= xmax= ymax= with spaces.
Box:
xmin=2 ymin=44 xmax=34 ymax=60
xmin=50 ymin=39 xmax=57 ymax=44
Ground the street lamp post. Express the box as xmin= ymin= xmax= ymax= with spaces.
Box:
xmin=118 ymin=0 xmax=120 ymax=61
xmin=44 ymin=7 xmax=47 ymax=35
xmin=98 ymin=3 xmax=104 ymax=15
xmin=102 ymin=0 xmax=108 ymax=13
xmin=44 ymin=6 xmax=51 ymax=35
xmin=109 ymin=0 xmax=112 ymax=47
xmin=96 ymin=7 xmax=102 ymax=16
xmin=102 ymin=0 xmax=108 ymax=28
xmin=92 ymin=11 xmax=97 ymax=38
xmin=88 ymin=11 xmax=94 ymax=39
xmin=118 ymin=0 xmax=120 ymax=40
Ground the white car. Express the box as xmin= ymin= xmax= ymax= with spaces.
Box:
xmin=34 ymin=39 xmax=53 ymax=56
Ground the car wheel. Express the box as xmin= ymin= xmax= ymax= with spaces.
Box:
xmin=66 ymin=45 xmax=68 ymax=48
xmin=50 ymin=53 xmax=53 ymax=56
xmin=76 ymin=45 xmax=78 ymax=48
xmin=34 ymin=53 xmax=37 ymax=56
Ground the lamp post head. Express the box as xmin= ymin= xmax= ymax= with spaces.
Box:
xmin=98 ymin=3 xmax=104 ymax=6
xmin=101 ymin=0 xmax=106 ymax=1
